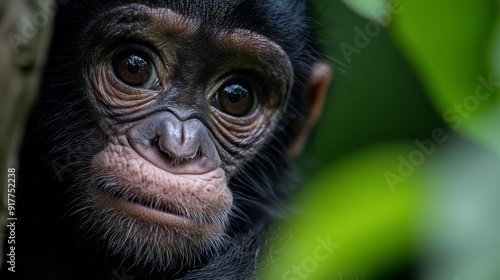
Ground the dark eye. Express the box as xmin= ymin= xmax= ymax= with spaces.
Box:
xmin=215 ymin=82 xmax=257 ymax=117
xmin=112 ymin=52 xmax=158 ymax=88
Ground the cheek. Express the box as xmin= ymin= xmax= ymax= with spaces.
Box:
xmin=86 ymin=143 xmax=233 ymax=245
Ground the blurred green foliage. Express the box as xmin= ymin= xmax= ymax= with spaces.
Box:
xmin=263 ymin=0 xmax=500 ymax=279
xmin=391 ymin=0 xmax=500 ymax=154
xmin=265 ymin=144 xmax=419 ymax=279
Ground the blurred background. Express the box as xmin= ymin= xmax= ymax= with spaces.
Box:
xmin=264 ymin=0 xmax=500 ymax=279
xmin=0 ymin=0 xmax=52 ymax=266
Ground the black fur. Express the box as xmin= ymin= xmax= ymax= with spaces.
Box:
xmin=1 ymin=0 xmax=324 ymax=279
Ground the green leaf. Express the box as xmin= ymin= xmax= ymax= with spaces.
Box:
xmin=341 ymin=0 xmax=387 ymax=21
xmin=390 ymin=0 xmax=500 ymax=153
xmin=262 ymin=143 xmax=419 ymax=279
xmin=489 ymin=1 xmax=500 ymax=82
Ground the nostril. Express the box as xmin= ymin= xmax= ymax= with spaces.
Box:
xmin=127 ymin=113 xmax=220 ymax=174
xmin=155 ymin=138 xmax=201 ymax=166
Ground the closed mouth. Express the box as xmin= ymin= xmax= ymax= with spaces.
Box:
xmin=88 ymin=184 xmax=197 ymax=226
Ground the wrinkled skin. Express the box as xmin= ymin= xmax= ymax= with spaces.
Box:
xmin=1 ymin=1 xmax=331 ymax=279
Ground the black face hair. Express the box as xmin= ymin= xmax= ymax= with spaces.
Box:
xmin=1 ymin=1 xmax=330 ymax=279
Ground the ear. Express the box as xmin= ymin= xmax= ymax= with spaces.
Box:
xmin=288 ymin=62 xmax=332 ymax=157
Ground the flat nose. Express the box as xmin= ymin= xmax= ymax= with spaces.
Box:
xmin=127 ymin=111 xmax=221 ymax=174
xmin=157 ymin=118 xmax=202 ymax=161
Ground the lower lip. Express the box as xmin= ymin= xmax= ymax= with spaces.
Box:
xmin=88 ymin=186 xmax=197 ymax=227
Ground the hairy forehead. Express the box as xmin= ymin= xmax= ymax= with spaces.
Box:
xmin=135 ymin=0 xmax=246 ymax=17
xmin=96 ymin=3 xmax=250 ymax=35
xmin=88 ymin=4 xmax=289 ymax=60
